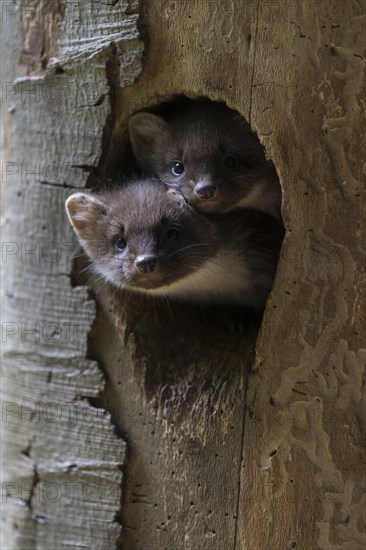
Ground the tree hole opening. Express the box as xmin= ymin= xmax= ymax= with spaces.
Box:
xmin=85 ymin=95 xmax=284 ymax=400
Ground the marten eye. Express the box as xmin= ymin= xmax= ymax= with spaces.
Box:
xmin=171 ymin=161 xmax=185 ymax=176
xmin=114 ymin=236 xmax=127 ymax=250
xmin=166 ymin=226 xmax=181 ymax=241
xmin=224 ymin=155 xmax=237 ymax=169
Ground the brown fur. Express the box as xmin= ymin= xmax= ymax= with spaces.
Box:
xmin=65 ymin=179 xmax=283 ymax=308
xmin=128 ymin=99 xmax=282 ymax=219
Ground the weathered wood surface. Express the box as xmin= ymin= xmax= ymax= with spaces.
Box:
xmin=1 ymin=1 xmax=365 ymax=549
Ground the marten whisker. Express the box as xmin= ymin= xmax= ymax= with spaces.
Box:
xmin=167 ymin=243 xmax=209 ymax=258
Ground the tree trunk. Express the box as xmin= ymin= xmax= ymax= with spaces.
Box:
xmin=1 ymin=1 xmax=365 ymax=549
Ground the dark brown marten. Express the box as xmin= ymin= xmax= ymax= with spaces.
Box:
xmin=128 ymin=100 xmax=282 ymax=220
xmin=66 ymin=179 xmax=283 ymax=308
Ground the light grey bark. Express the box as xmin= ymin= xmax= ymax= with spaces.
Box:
xmin=1 ymin=1 xmax=141 ymax=548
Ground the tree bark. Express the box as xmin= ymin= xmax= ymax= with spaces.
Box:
xmin=1 ymin=1 xmax=365 ymax=549
xmin=1 ymin=1 xmax=141 ymax=548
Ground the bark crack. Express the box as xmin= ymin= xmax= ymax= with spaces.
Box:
xmin=232 ymin=357 xmax=253 ymax=550
xmin=18 ymin=444 xmax=41 ymax=522
xmin=248 ymin=0 xmax=260 ymax=125
xmin=233 ymin=8 xmax=261 ymax=548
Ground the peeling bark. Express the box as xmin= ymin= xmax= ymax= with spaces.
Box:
xmin=1 ymin=1 xmax=141 ymax=548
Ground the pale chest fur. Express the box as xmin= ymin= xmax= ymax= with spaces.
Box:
xmin=146 ymin=248 xmax=273 ymax=308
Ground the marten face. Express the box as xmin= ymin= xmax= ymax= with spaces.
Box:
xmin=65 ymin=180 xmax=218 ymax=293
xmin=128 ymin=101 xmax=281 ymax=219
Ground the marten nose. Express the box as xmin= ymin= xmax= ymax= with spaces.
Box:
xmin=134 ymin=255 xmax=157 ymax=274
xmin=194 ymin=182 xmax=216 ymax=200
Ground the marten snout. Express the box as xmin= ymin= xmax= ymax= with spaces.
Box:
xmin=194 ymin=182 xmax=217 ymax=200
xmin=134 ymin=255 xmax=158 ymax=274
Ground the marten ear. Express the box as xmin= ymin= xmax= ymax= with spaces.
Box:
xmin=128 ymin=113 xmax=172 ymax=169
xmin=65 ymin=193 xmax=109 ymax=242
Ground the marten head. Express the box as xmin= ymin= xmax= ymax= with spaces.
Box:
xmin=65 ymin=179 xmax=218 ymax=294
xmin=128 ymin=101 xmax=281 ymax=219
